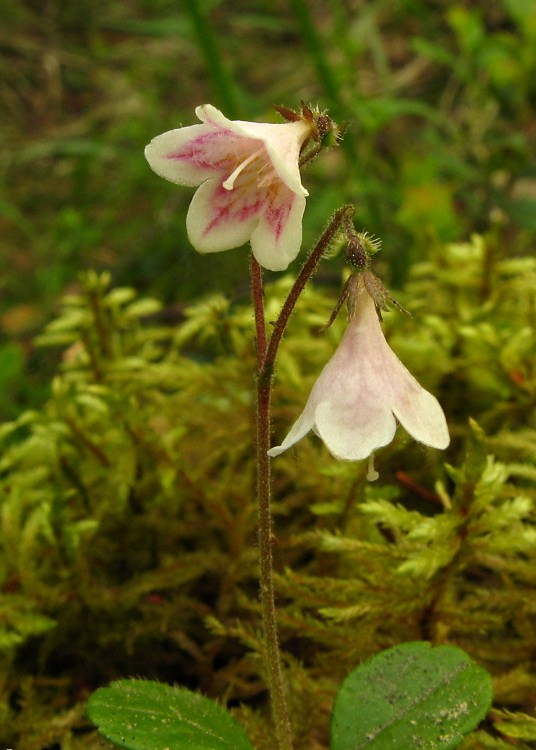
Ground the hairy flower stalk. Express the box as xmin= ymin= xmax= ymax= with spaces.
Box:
xmin=252 ymin=207 xmax=353 ymax=750
xmin=145 ymin=104 xmax=314 ymax=271
xmin=269 ymin=274 xmax=450 ymax=473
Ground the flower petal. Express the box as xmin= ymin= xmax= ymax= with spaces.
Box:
xmin=198 ymin=106 xmax=310 ymax=196
xmin=145 ymin=107 xmax=257 ymax=187
xmin=250 ymin=189 xmax=306 ymax=271
xmin=315 ymin=399 xmax=397 ymax=460
xmin=268 ymin=407 xmax=315 ymax=457
xmin=195 ymin=104 xmax=250 ymax=136
xmin=186 ymin=178 xmax=263 ymax=254
xmin=145 ymin=125 xmax=223 ymax=186
xmin=233 ymin=120 xmax=311 ymax=196
xmin=391 ymin=373 xmax=450 ymax=449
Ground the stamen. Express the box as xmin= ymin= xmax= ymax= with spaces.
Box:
xmin=256 ymin=159 xmax=278 ymax=189
xmin=367 ymin=453 xmax=379 ymax=482
xmin=222 ymin=148 xmax=264 ymax=190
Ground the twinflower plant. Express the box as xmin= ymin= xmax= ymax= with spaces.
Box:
xmin=85 ymin=103 xmax=491 ymax=750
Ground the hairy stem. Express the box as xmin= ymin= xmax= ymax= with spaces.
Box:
xmin=251 ymin=258 xmax=293 ymax=750
xmin=263 ymin=204 xmax=354 ymax=381
xmin=250 ymin=256 xmax=267 ymax=363
xmin=251 ymin=205 xmax=354 ymax=749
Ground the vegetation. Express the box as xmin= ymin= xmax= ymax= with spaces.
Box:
xmin=1 ymin=1 xmax=535 ymax=748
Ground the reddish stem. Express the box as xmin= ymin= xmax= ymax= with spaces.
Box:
xmin=250 ymin=256 xmax=267 ymax=365
xmin=251 ymin=204 xmax=354 ymax=750
xmin=262 ymin=204 xmax=354 ymax=384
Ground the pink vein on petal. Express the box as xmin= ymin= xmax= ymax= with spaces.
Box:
xmin=265 ymin=193 xmax=293 ymax=243
xmin=166 ymin=129 xmax=235 ymax=171
xmin=202 ymin=186 xmax=263 ymax=237
xmin=238 ymin=198 xmax=263 ymax=221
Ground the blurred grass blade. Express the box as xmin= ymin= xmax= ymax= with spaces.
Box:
xmin=289 ymin=0 xmax=356 ymax=162
xmin=183 ymin=0 xmax=240 ymax=118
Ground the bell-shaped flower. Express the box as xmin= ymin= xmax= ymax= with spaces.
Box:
xmin=145 ymin=104 xmax=314 ymax=271
xmin=268 ymin=276 xmax=449 ymax=473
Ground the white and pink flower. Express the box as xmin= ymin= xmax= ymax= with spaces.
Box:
xmin=145 ymin=105 xmax=314 ymax=271
xmin=268 ymin=276 xmax=450 ymax=476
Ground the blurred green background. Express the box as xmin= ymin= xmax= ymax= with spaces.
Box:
xmin=1 ymin=0 xmax=535 ymax=420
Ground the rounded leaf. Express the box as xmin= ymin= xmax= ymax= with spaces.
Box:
xmin=87 ymin=679 xmax=255 ymax=750
xmin=330 ymin=642 xmax=492 ymax=750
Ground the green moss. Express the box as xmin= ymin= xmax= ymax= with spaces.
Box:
xmin=0 ymin=240 xmax=535 ymax=748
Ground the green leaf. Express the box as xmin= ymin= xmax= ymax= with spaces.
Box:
xmin=87 ymin=679 xmax=255 ymax=750
xmin=330 ymin=642 xmax=492 ymax=750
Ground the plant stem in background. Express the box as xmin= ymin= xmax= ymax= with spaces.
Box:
xmin=289 ymin=0 xmax=342 ymax=110
xmin=251 ymin=205 xmax=354 ymax=750
xmin=289 ymin=0 xmax=357 ymax=164
xmin=183 ymin=0 xmax=239 ymax=119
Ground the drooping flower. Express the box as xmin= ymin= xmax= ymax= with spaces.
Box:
xmin=268 ymin=275 xmax=449 ymax=475
xmin=145 ymin=104 xmax=315 ymax=271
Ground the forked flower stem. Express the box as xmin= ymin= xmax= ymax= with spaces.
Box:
xmin=252 ymin=255 xmax=292 ymax=750
xmin=250 ymin=205 xmax=354 ymax=750
xmin=263 ymin=204 xmax=354 ymax=380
